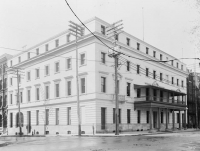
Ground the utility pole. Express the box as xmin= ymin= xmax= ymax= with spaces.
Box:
xmin=69 ymin=21 xmax=84 ymax=136
xmin=106 ymin=20 xmax=123 ymax=135
xmin=17 ymin=69 xmax=22 ymax=136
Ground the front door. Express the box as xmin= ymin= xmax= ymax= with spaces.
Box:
xmin=153 ymin=111 xmax=157 ymax=128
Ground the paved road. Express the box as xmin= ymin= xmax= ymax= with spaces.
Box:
xmin=1 ymin=131 xmax=200 ymax=151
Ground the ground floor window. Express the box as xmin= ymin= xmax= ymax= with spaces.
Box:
xmin=161 ymin=112 xmax=163 ymax=123
xmin=113 ymin=108 xmax=121 ymax=124
xmin=67 ymin=107 xmax=71 ymax=125
xmin=146 ymin=111 xmax=149 ymax=123
xmin=10 ymin=113 xmax=13 ymax=127
xmin=101 ymin=108 xmax=106 ymax=129
xmin=127 ymin=109 xmax=131 ymax=124
xmin=137 ymin=110 xmax=141 ymax=123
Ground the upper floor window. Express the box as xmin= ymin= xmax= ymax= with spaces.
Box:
xmin=45 ymin=65 xmax=49 ymax=76
xmin=18 ymin=57 xmax=21 ymax=63
xmin=181 ymin=80 xmax=184 ymax=87
xmin=45 ymin=85 xmax=49 ymax=99
xmin=171 ymin=60 xmax=174 ymax=66
xmin=36 ymin=68 xmax=40 ymax=79
xmin=137 ymin=65 xmax=140 ymax=74
xmin=137 ymin=43 xmax=140 ymax=50
xmin=127 ymin=82 xmax=131 ymax=96
xmin=137 ymin=89 xmax=141 ymax=98
xmin=160 ymin=54 xmax=162 ymax=61
xmin=27 ymin=71 xmax=31 ymax=81
xmin=55 ymin=83 xmax=60 ymax=98
xmin=101 ymin=25 xmax=105 ymax=35
xmin=101 ymin=77 xmax=106 ymax=93
xmin=36 ymin=87 xmax=40 ymax=100
xmin=181 ymin=65 xmax=183 ymax=70
xmin=146 ymin=47 xmax=149 ymax=54
xmin=10 ymin=60 xmax=12 ymax=67
xmin=172 ymin=77 xmax=174 ymax=84
xmin=36 ymin=48 xmax=39 ymax=55
xmin=153 ymin=71 xmax=156 ymax=79
xmin=81 ymin=78 xmax=86 ymax=94
xmin=126 ymin=38 xmax=130 ymax=46
xmin=177 ymin=62 xmax=179 ymax=68
xmin=80 ymin=53 xmax=86 ymax=65
xmin=127 ymin=61 xmax=130 ymax=71
xmin=101 ymin=52 xmax=106 ymax=64
xmin=27 ymin=52 xmax=30 ymax=59
xmin=55 ymin=62 xmax=60 ymax=73
xmin=160 ymin=73 xmax=163 ymax=81
xmin=146 ymin=68 xmax=149 ymax=77
xmin=177 ymin=79 xmax=179 ymax=86
xmin=67 ymin=81 xmax=71 ymax=96
xmin=45 ymin=44 xmax=49 ymax=51
xmin=115 ymin=34 xmax=118 ymax=41
xmin=66 ymin=58 xmax=72 ymax=69
xmin=153 ymin=51 xmax=156 ymax=58
xmin=55 ymin=39 xmax=59 ymax=47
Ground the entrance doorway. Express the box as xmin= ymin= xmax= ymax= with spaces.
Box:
xmin=153 ymin=111 xmax=157 ymax=128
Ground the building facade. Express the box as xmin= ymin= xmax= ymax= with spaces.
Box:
xmin=0 ymin=54 xmax=12 ymax=135
xmin=6 ymin=17 xmax=188 ymax=135
xmin=187 ymin=72 xmax=200 ymax=128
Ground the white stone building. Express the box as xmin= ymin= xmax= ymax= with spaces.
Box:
xmin=7 ymin=17 xmax=188 ymax=135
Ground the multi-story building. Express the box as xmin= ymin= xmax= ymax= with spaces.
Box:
xmin=187 ymin=72 xmax=200 ymax=128
xmin=7 ymin=17 xmax=188 ymax=135
xmin=0 ymin=54 xmax=12 ymax=135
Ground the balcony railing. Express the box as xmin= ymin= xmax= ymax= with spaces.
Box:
xmin=134 ymin=96 xmax=186 ymax=105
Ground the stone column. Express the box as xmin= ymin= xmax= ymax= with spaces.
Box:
xmin=172 ymin=110 xmax=175 ymax=130
xmin=158 ymin=108 xmax=161 ymax=131
xmin=179 ymin=110 xmax=181 ymax=129
xmin=166 ymin=108 xmax=168 ymax=130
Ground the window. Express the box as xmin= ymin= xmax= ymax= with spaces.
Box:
xmin=137 ymin=65 xmax=140 ymax=74
xmin=67 ymin=34 xmax=70 ymax=42
xmin=181 ymin=80 xmax=184 ymax=87
xmin=80 ymin=53 xmax=86 ymax=65
xmin=36 ymin=69 xmax=40 ymax=79
xmin=101 ymin=52 xmax=106 ymax=64
xmin=45 ymin=65 xmax=49 ymax=76
xmin=146 ymin=68 xmax=149 ymax=77
xmin=66 ymin=58 xmax=72 ymax=69
xmin=146 ymin=47 xmax=149 ymax=54
xmin=55 ymin=62 xmax=60 ymax=73
xmin=45 ymin=109 xmax=49 ymax=125
xmin=160 ymin=54 xmax=162 ymax=61
xmin=177 ymin=62 xmax=179 ymax=68
xmin=146 ymin=111 xmax=149 ymax=123
xmin=10 ymin=78 xmax=12 ymax=86
xmin=10 ymin=113 xmax=13 ymax=127
xmin=137 ymin=43 xmax=140 ymax=50
xmin=10 ymin=60 xmax=12 ymax=67
xmin=81 ymin=78 xmax=86 ymax=93
xmin=172 ymin=77 xmax=174 ymax=84
xmin=36 ymin=48 xmax=39 ymax=55
xmin=36 ymin=87 xmax=40 ymax=100
xmin=55 ymin=108 xmax=59 ymax=125
xmin=67 ymin=81 xmax=71 ymax=96
xmin=27 ymin=89 xmax=31 ymax=102
xmin=153 ymin=51 xmax=156 ymax=58
xmin=137 ymin=110 xmax=141 ymax=123
xmin=10 ymin=93 xmax=13 ymax=104
xmin=55 ymin=39 xmax=59 ymax=47
xmin=67 ymin=107 xmax=71 ymax=125
xmin=177 ymin=79 xmax=179 ymax=86
xmin=126 ymin=38 xmax=130 ymax=46
xmin=101 ymin=25 xmax=105 ymax=35
xmin=45 ymin=85 xmax=49 ymax=99
xmin=177 ymin=113 xmax=180 ymax=123
xmin=101 ymin=77 xmax=106 ymax=93
xmin=115 ymin=34 xmax=118 ymax=41
xmin=27 ymin=52 xmax=30 ymax=59
xmin=127 ymin=109 xmax=131 ymax=124
xmin=27 ymin=71 xmax=31 ymax=81
xmin=55 ymin=83 xmax=60 ymax=97
xmin=113 ymin=108 xmax=121 ymax=124
xmin=181 ymin=65 xmax=183 ymax=70
xmin=153 ymin=71 xmax=156 ymax=79
xmin=127 ymin=61 xmax=130 ymax=71
xmin=161 ymin=112 xmax=163 ymax=123
xmin=171 ymin=60 xmax=174 ymax=66
xmin=160 ymin=73 xmax=163 ymax=81
xmin=45 ymin=44 xmax=48 ymax=51
xmin=18 ymin=57 xmax=21 ymax=63
xmin=36 ymin=110 xmax=39 ymax=125
xmin=101 ymin=108 xmax=106 ymax=130
xmin=127 ymin=82 xmax=131 ymax=96
xmin=137 ymin=89 xmax=141 ymax=98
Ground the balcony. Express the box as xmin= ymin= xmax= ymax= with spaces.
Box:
xmin=134 ymin=96 xmax=186 ymax=105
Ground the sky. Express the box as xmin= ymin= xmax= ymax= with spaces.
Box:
xmin=0 ymin=0 xmax=199 ymax=70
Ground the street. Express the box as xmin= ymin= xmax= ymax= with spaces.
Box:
xmin=1 ymin=131 xmax=200 ymax=151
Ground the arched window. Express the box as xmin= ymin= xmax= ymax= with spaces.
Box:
xmin=16 ymin=112 xmax=24 ymax=127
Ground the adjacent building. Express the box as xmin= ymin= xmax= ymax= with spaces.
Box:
xmin=6 ymin=17 xmax=188 ymax=135
xmin=0 ymin=54 xmax=12 ymax=135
